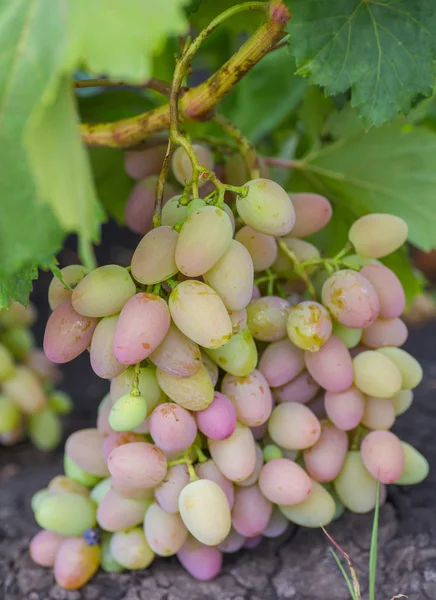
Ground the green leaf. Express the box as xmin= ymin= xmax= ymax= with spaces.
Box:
xmin=325 ymin=104 xmax=367 ymax=140
xmin=67 ymin=0 xmax=189 ymax=83
xmin=190 ymin=0 xmax=263 ymax=33
xmin=222 ymin=49 xmax=307 ymax=142
xmin=0 ymin=264 xmax=39 ymax=309
xmin=287 ymin=0 xmax=436 ymax=127
xmin=302 ymin=122 xmax=436 ymax=251
xmin=78 ymin=89 xmax=157 ymax=123
xmin=297 ymin=86 xmax=336 ymax=145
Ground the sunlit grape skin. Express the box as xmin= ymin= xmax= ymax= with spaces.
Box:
xmin=268 ymin=403 xmax=321 ymax=450
xmin=258 ymin=458 xmax=312 ymax=505
xmin=149 ymin=403 xmax=197 ymax=453
xmin=349 ymin=213 xmax=408 ymax=258
xmin=360 ymin=430 xmax=405 ymax=483
xmin=305 ymin=335 xmax=354 ymax=393
xmin=289 ymin=193 xmax=332 ymax=238
xmin=144 ymin=503 xmax=188 ymax=556
xmin=287 ymin=301 xmax=333 ymax=352
xmin=54 ymin=538 xmax=100 ymax=590
xmin=360 ymin=263 xmax=406 ymax=318
xmin=131 ymin=226 xmax=179 ymax=285
xmin=353 ymin=350 xmax=402 ymax=398
xmin=235 ymin=226 xmax=278 ymax=272
xmin=208 ymin=422 xmax=256 ymax=482
xmin=195 ymin=392 xmax=236 ymax=441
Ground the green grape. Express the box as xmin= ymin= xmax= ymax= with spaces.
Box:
xmin=0 ymin=395 xmax=21 ymax=433
xmin=349 ymin=214 xmax=408 ymax=258
xmin=0 ymin=327 xmax=34 ymax=359
xmin=263 ymin=444 xmax=283 ymax=462
xmin=279 ymin=481 xmax=335 ymax=527
xmin=161 ymin=195 xmax=187 ymax=227
xmin=110 ymin=527 xmax=155 ymax=570
xmin=0 ymin=343 xmax=14 ymax=380
xmin=187 ymin=198 xmax=207 ymax=216
xmin=48 ymin=390 xmax=73 ymax=415
xmin=395 ymin=442 xmax=429 ymax=485
xmin=332 ymin=322 xmax=362 ymax=349
xmin=31 ymin=488 xmax=50 ymax=512
xmin=35 ymin=492 xmax=97 ymax=536
xmin=64 ymin=455 xmax=101 ymax=488
xmin=90 ymin=477 xmax=112 ymax=505
xmin=109 ymin=393 xmax=148 ymax=432
xmin=48 ymin=475 xmax=90 ymax=497
xmin=204 ymin=327 xmax=257 ymax=377
xmin=0 ymin=301 xmax=37 ymax=328
xmin=377 ymin=347 xmax=423 ymax=390
xmin=28 ymin=408 xmax=62 ymax=451
xmin=101 ymin=532 xmax=124 ymax=573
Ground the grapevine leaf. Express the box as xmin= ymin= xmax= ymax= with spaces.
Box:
xmin=286 ymin=0 xmax=436 ymax=127
xmin=77 ymin=89 xmax=157 ymax=123
xmin=303 ymin=122 xmax=436 ymax=251
xmin=0 ymin=264 xmax=39 ymax=309
xmin=190 ymin=0 xmax=263 ymax=33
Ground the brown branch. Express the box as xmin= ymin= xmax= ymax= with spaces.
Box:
xmin=80 ymin=0 xmax=291 ymax=149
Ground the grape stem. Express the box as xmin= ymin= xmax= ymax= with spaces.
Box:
xmin=131 ymin=363 xmax=141 ymax=397
xmin=277 ymin=239 xmax=317 ymax=299
xmin=168 ymin=448 xmax=199 ymax=481
xmin=212 ymin=114 xmax=260 ymax=179
xmin=48 ymin=261 xmax=73 ymax=291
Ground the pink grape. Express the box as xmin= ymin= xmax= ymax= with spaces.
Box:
xmin=144 ymin=503 xmax=188 ymax=556
xmin=149 ymin=403 xmax=197 ymax=453
xmin=235 ymin=225 xmax=278 ymax=272
xmin=208 ymin=423 xmax=256 ymax=482
xmin=131 ymin=226 xmax=179 ymax=284
xmin=48 ymin=265 xmax=88 ymax=310
xmin=90 ymin=315 xmax=126 ymax=379
xmin=195 ymin=392 xmax=237 ymax=440
xmin=108 ymin=442 xmax=168 ymax=491
xmin=54 ymin=538 xmax=100 ymax=590
xmin=286 ymin=301 xmax=333 ymax=352
xmin=361 ymin=317 xmax=408 ymax=348
xmin=149 ymin=322 xmax=201 ymax=378
xmin=156 ymin=364 xmax=214 ymax=411
xmin=97 ymin=394 xmax=113 ymax=436
xmin=218 ymin=529 xmax=245 ymax=553
xmin=360 ymin=430 xmax=405 ymax=483
xmin=232 ymin=484 xmax=272 ymax=537
xmin=97 ymin=488 xmax=150 ymax=531
xmin=221 ymin=370 xmax=273 ymax=427
xmin=322 ymin=270 xmax=380 ymax=328
xmin=251 ymin=284 xmax=261 ymax=300
xmin=258 ymin=338 xmax=304 ymax=388
xmin=124 ymin=177 xmax=175 ymax=236
xmin=102 ymin=432 xmax=144 ymax=461
xmin=273 ymin=371 xmax=319 ymax=404
xmin=289 ymin=193 xmax=332 ymax=237
xmin=268 ymin=403 xmax=321 ymax=450
xmin=258 ymin=458 xmax=312 ymax=505
xmin=362 ymin=397 xmax=395 ymax=430
xmin=195 ymin=459 xmax=235 ymax=509
xmin=65 ymin=428 xmax=109 ymax=477
xmin=124 ymin=145 xmax=167 ymax=179
xmin=303 ymin=422 xmax=348 ymax=482
xmin=348 ymin=214 xmax=408 ymax=258
xmin=307 ymin=392 xmax=327 ymax=420
xmin=25 ymin=348 xmax=61 ymax=384
xmin=2 ymin=366 xmax=46 ymax=414
xmin=263 ymin=507 xmax=290 ymax=538
xmin=360 ymin=263 xmax=405 ymax=319
xmin=324 ymin=387 xmax=365 ymax=431
xmin=244 ymin=535 xmax=263 ymax=549
xmin=43 ymin=301 xmax=97 ymax=363
xmin=154 ymin=464 xmax=190 ymax=513
xmin=238 ymin=443 xmax=264 ymax=487
xmin=113 ymin=293 xmax=170 ymax=364
xmin=251 ymin=421 xmax=268 ymax=441
xmin=30 ymin=530 xmax=65 ymax=567
xmin=305 ymin=335 xmax=354 ymax=393
xmin=177 ymin=536 xmax=222 ymax=581
xmin=246 ymin=296 xmax=291 ymax=341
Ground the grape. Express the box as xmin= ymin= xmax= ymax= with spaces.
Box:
xmin=322 ymin=270 xmax=380 ymax=328
xmin=113 ymin=292 xmax=171 ymax=365
xmin=161 ymin=195 xmax=188 ymax=227
xmin=218 ymin=528 xmax=245 ymax=553
xmin=349 ymin=214 xmax=408 ymax=258
xmin=332 ymin=322 xmax=362 ymax=349
xmin=258 ymin=458 xmax=312 ymax=504
xmin=279 ymin=481 xmax=335 ymax=527
xmin=361 ymin=397 xmax=395 ymax=430
xmin=24 ymin=349 xmax=60 ymax=385
xmin=307 ymin=392 xmax=327 ymax=420
xmin=263 ymin=507 xmax=290 ymax=538
xmin=208 ymin=422 xmax=256 ymax=482
xmin=172 ymin=144 xmax=214 ymax=187
xmin=353 ymin=350 xmax=402 ymax=397
xmin=72 ymin=265 xmax=136 ymax=318
xmin=125 ymin=177 xmax=176 ymax=236
xmin=221 ymin=370 xmax=272 ymax=427
xmin=228 ymin=308 xmax=247 ymax=335
xmin=54 ymin=538 xmax=100 ymax=590
xmin=251 ymin=284 xmax=261 ymax=300
xmin=243 ymin=535 xmax=263 ymax=548
xmin=391 ymin=389 xmax=413 ymax=416
xmin=47 ymin=390 xmax=73 ymax=415
xmin=102 ymin=432 xmax=144 ymax=461
xmin=110 ymin=365 xmax=162 ymax=410
xmin=64 ymin=455 xmax=101 ymax=488
xmin=96 ymin=395 xmax=113 ymax=436
xmin=90 ymin=478 xmax=112 ymax=505
xmin=232 ymin=484 xmax=272 ymax=537
xmin=149 ymin=403 xmax=197 ymax=453
xmin=262 ymin=444 xmax=283 ymax=462
xmin=144 ymin=503 xmax=188 ymax=556
xmin=48 ymin=265 xmax=89 ymax=310
xmin=236 ymin=179 xmax=295 ymax=236
xmin=107 ymin=442 xmax=168 ymax=491
xmin=131 ymin=226 xmax=179 ymax=285
xmin=97 ymin=488 xmax=151 ymax=531
xmin=395 ymin=442 xmax=429 ymax=485
xmin=361 ymin=317 xmax=408 ymax=348
xmin=2 ymin=366 xmax=46 ymax=414
xmin=30 ymin=530 xmax=65 ymax=567
xmin=201 ymin=350 xmax=219 ymax=386
xmin=268 ymin=403 xmax=321 ymax=450
xmin=169 ymin=280 xmax=232 ymax=349
xmin=203 ymin=239 xmax=254 ymax=311
xmin=177 ymin=536 xmax=222 ymax=581
xmin=235 ymin=226 xmax=278 ymax=272
xmin=155 ymin=464 xmax=190 ymax=513
xmin=303 ymin=423 xmax=348 ymax=482
xmin=0 ymin=422 xmax=23 ymax=445
xmin=110 ymin=528 xmax=155 ymax=570
xmin=360 ymin=430 xmax=405 ymax=484
xmin=156 ymin=364 xmax=214 ymax=411
xmin=258 ymin=338 xmax=304 ymax=387
xmin=109 ymin=393 xmax=148 ymax=432
xmin=176 ymin=206 xmax=233 ymax=277
xmin=305 ymin=335 xmax=354 ymax=393
xmin=149 ymin=322 xmax=201 ymax=378
xmin=124 ymin=145 xmax=167 ymax=179
xmin=360 ymin=263 xmax=406 ymax=319
xmin=66 ymin=428 xmax=109 ymax=477
xmin=195 ymin=460 xmax=235 ymax=509
xmin=238 ymin=442 xmax=264 ymax=487
xmin=43 ymin=301 xmax=97 ymax=364
xmin=0 ymin=326 xmax=34 ymax=359
xmin=195 ymin=392 xmax=236 ymax=441
xmin=246 ymin=296 xmax=291 ymax=341
xmin=178 ymin=479 xmax=231 ymax=545
xmin=0 ymin=344 xmax=14 ymax=381
xmin=273 ymin=237 xmax=320 ymax=277
xmin=286 ymin=301 xmax=333 ymax=352
xmin=90 ymin=315 xmax=126 ymax=379
xmin=187 ymin=198 xmax=207 ymax=216
xmin=0 ymin=300 xmax=36 ymax=327
xmin=273 ymin=371 xmax=319 ymax=405
xmin=324 ymin=387 xmax=365 ymax=431
xmin=48 ymin=475 xmax=90 ymax=498
xmin=224 ymin=153 xmax=249 ymax=186
xmin=377 ymin=347 xmax=423 ymax=389
xmin=204 ymin=327 xmax=257 ymax=377
xmin=289 ymin=193 xmax=332 ymax=238
xmin=0 ymin=395 xmax=21 ymax=433
xmin=100 ymin=532 xmax=124 ymax=573
xmin=333 ymin=451 xmax=378 ymax=513
xmin=35 ymin=492 xmax=97 ymax=536
xmin=28 ymin=408 xmax=61 ymax=451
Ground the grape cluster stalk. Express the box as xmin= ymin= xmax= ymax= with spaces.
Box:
xmin=0 ymin=301 xmax=72 ymax=449
xmin=29 ymin=142 xmax=428 ymax=590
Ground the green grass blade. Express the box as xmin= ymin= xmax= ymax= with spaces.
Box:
xmin=369 ymin=479 xmax=380 ymax=600
xmin=329 ymin=548 xmax=359 ymax=600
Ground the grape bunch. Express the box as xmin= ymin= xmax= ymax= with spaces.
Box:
xmin=0 ymin=301 xmax=72 ymax=449
xmin=30 ymin=143 xmax=428 ymax=590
